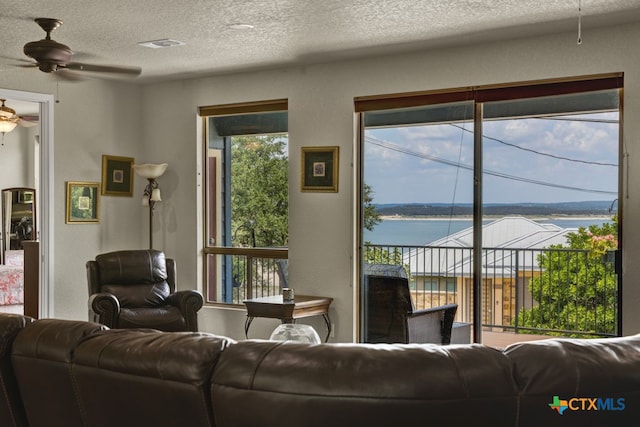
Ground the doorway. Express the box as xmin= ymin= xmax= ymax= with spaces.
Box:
xmin=0 ymin=88 xmax=54 ymax=318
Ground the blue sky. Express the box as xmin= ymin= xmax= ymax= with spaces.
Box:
xmin=364 ymin=112 xmax=619 ymax=205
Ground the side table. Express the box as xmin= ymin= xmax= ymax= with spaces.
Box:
xmin=243 ymin=295 xmax=333 ymax=342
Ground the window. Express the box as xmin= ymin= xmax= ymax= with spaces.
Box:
xmin=423 ymin=278 xmax=456 ymax=293
xmin=357 ymin=74 xmax=622 ymax=341
xmin=200 ymin=100 xmax=288 ymax=304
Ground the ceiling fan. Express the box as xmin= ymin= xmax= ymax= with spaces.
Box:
xmin=21 ymin=18 xmax=141 ymax=80
xmin=0 ymin=99 xmax=38 ymax=134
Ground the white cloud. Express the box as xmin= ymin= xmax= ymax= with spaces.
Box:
xmin=365 ymin=111 xmax=618 ymax=204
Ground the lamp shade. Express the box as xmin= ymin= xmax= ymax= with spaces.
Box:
xmin=133 ymin=163 xmax=168 ymax=179
xmin=150 ymin=188 xmax=162 ymax=202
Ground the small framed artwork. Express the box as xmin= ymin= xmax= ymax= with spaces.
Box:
xmin=101 ymin=155 xmax=134 ymax=196
xmin=66 ymin=181 xmax=100 ymax=224
xmin=301 ymin=146 xmax=339 ymax=192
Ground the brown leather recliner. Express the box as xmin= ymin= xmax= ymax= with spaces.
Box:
xmin=87 ymin=250 xmax=203 ymax=332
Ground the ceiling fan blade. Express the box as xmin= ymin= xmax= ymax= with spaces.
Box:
xmin=0 ymin=56 xmax=37 ymax=68
xmin=65 ymin=62 xmax=142 ymax=76
xmin=18 ymin=118 xmax=39 ymax=128
xmin=55 ymin=69 xmax=84 ymax=81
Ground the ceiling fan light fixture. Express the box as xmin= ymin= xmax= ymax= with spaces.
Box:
xmin=0 ymin=120 xmax=18 ymax=133
xmin=0 ymin=99 xmax=17 ymax=119
xmin=0 ymin=100 xmax=19 ymax=133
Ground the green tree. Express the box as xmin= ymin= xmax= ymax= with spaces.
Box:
xmin=231 ymin=138 xmax=382 ymax=248
xmin=363 ymin=183 xmax=381 ymax=232
xmin=361 ymin=183 xmax=408 ymax=273
xmin=231 ymin=135 xmax=288 ymax=247
xmin=517 ymin=217 xmax=618 ymax=337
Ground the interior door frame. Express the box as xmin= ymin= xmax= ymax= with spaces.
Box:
xmin=0 ymin=88 xmax=54 ymax=318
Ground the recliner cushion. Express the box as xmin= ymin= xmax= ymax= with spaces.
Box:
xmin=505 ymin=335 xmax=640 ymax=426
xmin=11 ymin=319 xmax=107 ymax=427
xmin=118 ymin=306 xmax=187 ymax=331
xmin=95 ymin=250 xmax=168 ymax=284
xmin=73 ymin=329 xmax=235 ymax=427
xmin=101 ymin=283 xmax=170 ymax=308
xmin=96 ymin=250 xmax=170 ymax=307
xmin=212 ymin=340 xmax=518 ymax=426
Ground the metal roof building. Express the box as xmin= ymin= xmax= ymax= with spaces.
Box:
xmin=404 ymin=216 xmax=577 ymax=277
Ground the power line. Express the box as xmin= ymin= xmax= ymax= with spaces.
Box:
xmin=536 ymin=117 xmax=618 ymax=124
xmin=449 ymin=124 xmax=617 ymax=167
xmin=365 ymin=135 xmax=617 ymax=196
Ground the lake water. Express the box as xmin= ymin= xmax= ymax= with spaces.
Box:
xmin=363 ymin=217 xmax=613 ymax=246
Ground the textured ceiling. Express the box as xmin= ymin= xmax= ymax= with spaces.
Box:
xmin=0 ymin=0 xmax=639 ymax=88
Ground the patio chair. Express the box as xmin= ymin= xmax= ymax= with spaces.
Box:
xmin=363 ymin=264 xmax=457 ymax=344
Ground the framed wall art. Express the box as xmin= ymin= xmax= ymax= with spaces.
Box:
xmin=66 ymin=181 xmax=100 ymax=224
xmin=301 ymin=146 xmax=339 ymax=192
xmin=101 ymin=155 xmax=134 ymax=196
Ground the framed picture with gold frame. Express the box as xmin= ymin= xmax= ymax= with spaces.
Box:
xmin=301 ymin=146 xmax=339 ymax=192
xmin=101 ymin=155 xmax=134 ymax=196
xmin=66 ymin=181 xmax=100 ymax=224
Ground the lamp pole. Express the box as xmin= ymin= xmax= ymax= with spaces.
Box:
xmin=133 ymin=163 xmax=167 ymax=251
xmin=148 ymin=179 xmax=154 ymax=249
xmin=144 ymin=177 xmax=160 ymax=249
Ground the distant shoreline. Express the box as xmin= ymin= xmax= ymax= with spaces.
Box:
xmin=380 ymin=215 xmax=613 ymax=221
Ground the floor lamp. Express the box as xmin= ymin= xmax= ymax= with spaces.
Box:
xmin=133 ymin=163 xmax=168 ymax=249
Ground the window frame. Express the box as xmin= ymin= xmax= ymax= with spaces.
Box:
xmin=357 ymin=73 xmax=624 ymax=341
xmin=199 ymin=99 xmax=289 ymax=306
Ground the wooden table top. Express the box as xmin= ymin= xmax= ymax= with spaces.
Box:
xmin=243 ymin=295 xmax=333 ymax=320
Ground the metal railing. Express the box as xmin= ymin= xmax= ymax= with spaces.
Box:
xmin=204 ymin=247 xmax=288 ymax=304
xmin=205 ymin=244 xmax=618 ymax=338
xmin=365 ymin=244 xmax=619 ymax=338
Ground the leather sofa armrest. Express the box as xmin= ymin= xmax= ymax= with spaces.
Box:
xmin=0 ymin=314 xmax=34 ymax=427
xmin=88 ymin=292 xmax=120 ymax=328
xmin=165 ymin=290 xmax=204 ymax=332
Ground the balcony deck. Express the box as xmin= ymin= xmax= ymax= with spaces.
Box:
xmin=481 ymin=330 xmax=555 ymax=349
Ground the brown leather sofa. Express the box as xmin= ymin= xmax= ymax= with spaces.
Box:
xmin=0 ymin=313 xmax=638 ymax=427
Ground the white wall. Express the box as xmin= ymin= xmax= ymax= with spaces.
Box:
xmin=0 ymin=77 xmax=144 ymax=319
xmin=1 ymin=21 xmax=639 ymax=340
xmin=141 ymin=22 xmax=640 ymax=341
xmin=51 ymin=81 xmax=145 ymax=317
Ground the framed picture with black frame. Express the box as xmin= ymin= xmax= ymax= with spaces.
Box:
xmin=301 ymin=146 xmax=339 ymax=192
xmin=66 ymin=181 xmax=100 ymax=224
xmin=101 ymin=154 xmax=134 ymax=196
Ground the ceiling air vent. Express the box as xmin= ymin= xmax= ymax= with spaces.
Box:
xmin=137 ymin=39 xmax=186 ymax=49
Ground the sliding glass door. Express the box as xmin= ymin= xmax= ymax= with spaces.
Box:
xmin=357 ymin=75 xmax=622 ymax=344
xmin=481 ymin=90 xmax=620 ymax=339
